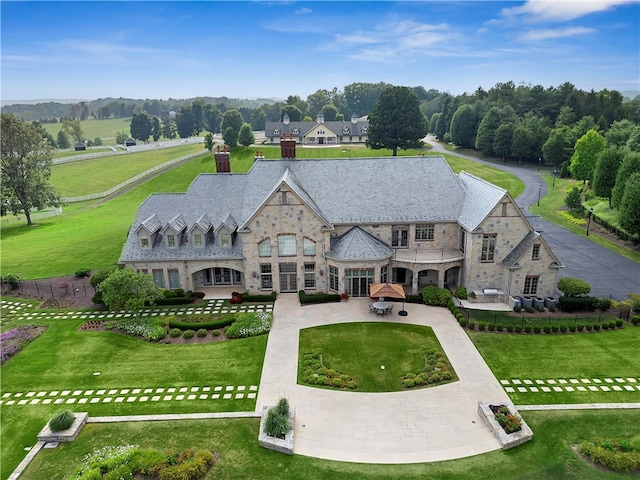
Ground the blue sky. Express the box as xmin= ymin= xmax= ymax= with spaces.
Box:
xmin=1 ymin=1 xmax=639 ymax=102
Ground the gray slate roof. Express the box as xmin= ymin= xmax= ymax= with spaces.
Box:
xmin=502 ymin=231 xmax=540 ymax=268
xmin=120 ymin=156 xmax=507 ymax=262
xmin=265 ymin=119 xmax=369 ymax=137
xmin=326 ymin=227 xmax=393 ymax=261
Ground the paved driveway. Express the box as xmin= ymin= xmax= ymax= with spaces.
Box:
xmin=256 ymin=295 xmax=510 ymax=464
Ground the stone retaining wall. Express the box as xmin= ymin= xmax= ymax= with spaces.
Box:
xmin=477 ymin=402 xmax=533 ymax=449
xmin=258 ymin=405 xmax=295 ymax=455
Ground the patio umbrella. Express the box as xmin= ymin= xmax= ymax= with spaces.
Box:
xmin=369 ymin=283 xmax=407 ymax=315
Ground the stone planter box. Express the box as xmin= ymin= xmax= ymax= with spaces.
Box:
xmin=258 ymin=405 xmax=295 ymax=455
xmin=477 ymin=402 xmax=532 ymax=449
xmin=37 ymin=412 xmax=88 ymax=443
xmin=544 ymin=297 xmax=556 ymax=309
xmin=533 ymin=297 xmax=545 ymax=311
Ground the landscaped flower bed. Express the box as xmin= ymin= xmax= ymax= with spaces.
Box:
xmin=0 ymin=325 xmax=46 ymax=364
xmin=300 ymin=352 xmax=358 ymax=389
xmin=477 ymin=401 xmax=533 ymax=449
xmin=579 ymin=437 xmax=640 ymax=473
xmin=401 ymin=349 xmax=455 ymax=388
xmin=225 ymin=311 xmax=273 ymax=338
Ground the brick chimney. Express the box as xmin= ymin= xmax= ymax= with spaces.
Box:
xmin=280 ymin=133 xmax=296 ymax=159
xmin=214 ymin=144 xmax=230 ymax=173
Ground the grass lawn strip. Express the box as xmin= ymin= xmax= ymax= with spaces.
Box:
xmin=15 ymin=410 xmax=640 ymax=480
xmin=298 ymin=322 xmax=456 ymax=392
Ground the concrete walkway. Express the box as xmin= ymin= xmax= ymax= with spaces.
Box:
xmin=256 ymin=295 xmax=511 ymax=464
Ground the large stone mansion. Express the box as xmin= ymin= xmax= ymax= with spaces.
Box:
xmin=119 ymin=139 xmax=563 ymax=300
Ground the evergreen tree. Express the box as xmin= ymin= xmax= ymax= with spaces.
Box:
xmin=618 ymin=172 xmax=640 ymax=236
xmin=611 ymin=151 xmax=640 ymax=207
xmin=592 ymin=146 xmax=623 ymax=207
xmin=449 ymin=104 xmax=477 ymax=148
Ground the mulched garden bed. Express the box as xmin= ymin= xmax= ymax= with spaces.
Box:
xmin=78 ymin=320 xmax=230 ymax=344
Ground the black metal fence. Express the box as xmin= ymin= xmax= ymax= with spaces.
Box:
xmin=1 ymin=279 xmax=94 ymax=298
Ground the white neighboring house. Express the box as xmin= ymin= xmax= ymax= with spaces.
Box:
xmin=120 ymin=139 xmax=563 ymax=302
xmin=264 ymin=112 xmax=368 ymax=145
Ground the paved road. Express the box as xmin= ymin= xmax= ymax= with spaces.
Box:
xmin=426 ymin=137 xmax=639 ymax=300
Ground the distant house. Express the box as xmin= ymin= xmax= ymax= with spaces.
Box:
xmin=125 ymin=137 xmax=136 ymax=147
xmin=74 ymin=140 xmax=86 ymax=151
xmin=120 ymin=138 xmax=564 ymax=303
xmin=264 ymin=112 xmax=368 ymax=145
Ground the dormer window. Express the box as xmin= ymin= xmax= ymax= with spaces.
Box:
xmin=167 ymin=234 xmax=176 ymax=248
xmin=273 ymin=128 xmax=280 ymax=135
xmin=140 ymin=237 xmax=150 ymax=249
xmin=220 ymin=233 xmax=230 ymax=247
xmin=193 ymin=233 xmax=203 ymax=247
xmin=342 ymin=126 xmax=350 ymax=134
xmin=361 ymin=126 xmax=368 ymax=133
xmin=292 ymin=128 xmax=299 ymax=134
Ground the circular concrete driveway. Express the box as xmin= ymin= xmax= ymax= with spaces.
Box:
xmin=256 ymin=295 xmax=511 ymax=464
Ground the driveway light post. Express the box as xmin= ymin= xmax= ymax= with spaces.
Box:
xmin=586 ymin=207 xmax=594 ymax=236
xmin=537 ymin=185 xmax=542 ymax=206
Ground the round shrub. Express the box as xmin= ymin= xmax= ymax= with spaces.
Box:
xmin=551 ymin=325 xmax=559 ymax=332
xmin=477 ymin=322 xmax=486 ymax=331
xmin=183 ymin=329 xmax=195 ymax=339
xmin=212 ymin=329 xmax=220 ymax=336
xmin=585 ymin=324 xmax=593 ymax=331
xmin=454 ymin=287 xmax=468 ymax=299
xmin=49 ymin=410 xmax=75 ymax=431
xmin=506 ymin=324 xmax=514 ymax=333
xmin=169 ymin=328 xmax=181 ymax=338
xmin=632 ymin=315 xmax=640 ymax=325
xmin=602 ymin=322 xmax=609 ymax=330
xmin=91 ymin=291 xmax=103 ymax=305
xmin=458 ymin=318 xmax=466 ymax=328
xmin=593 ymin=323 xmax=601 ymax=331
xmin=533 ymin=326 xmax=541 ymax=334
xmin=197 ymin=328 xmax=207 ymax=337
xmin=569 ymin=325 xmax=576 ymax=332
xmin=543 ymin=325 xmax=551 ymax=334
xmin=515 ymin=325 xmax=522 ymax=333
xmin=403 ymin=378 xmax=415 ymax=388
xmin=524 ymin=325 xmax=532 ymax=333
xmin=468 ymin=321 xmax=475 ymax=330
xmin=488 ymin=323 xmax=495 ymax=332
xmin=576 ymin=324 xmax=584 ymax=332
xmin=616 ymin=319 xmax=623 ymax=328
xmin=496 ymin=323 xmax=504 ymax=332
xmin=559 ymin=324 xmax=568 ymax=333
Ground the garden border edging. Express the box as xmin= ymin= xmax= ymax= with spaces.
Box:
xmin=478 ymin=401 xmax=533 ymax=449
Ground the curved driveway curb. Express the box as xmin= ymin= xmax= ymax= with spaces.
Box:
xmin=256 ymin=295 xmax=510 ymax=464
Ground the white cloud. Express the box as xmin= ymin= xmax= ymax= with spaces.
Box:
xmin=501 ymin=0 xmax=637 ymax=22
xmin=296 ymin=7 xmax=312 ymax=15
xmin=518 ymin=26 xmax=596 ymax=41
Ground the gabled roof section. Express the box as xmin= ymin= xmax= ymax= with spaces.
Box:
xmin=502 ymin=231 xmax=540 ymax=268
xmin=326 ymin=227 xmax=392 ymax=261
xmin=188 ymin=213 xmax=213 ymax=234
xmin=216 ymin=213 xmax=237 ymax=233
xmin=162 ymin=214 xmax=187 ymax=233
xmin=239 ymin=167 xmax=332 ymax=231
xmin=135 ymin=213 xmax=162 ymax=235
xmin=303 ymin=122 xmax=339 ymax=137
xmin=457 ymin=171 xmax=508 ymax=231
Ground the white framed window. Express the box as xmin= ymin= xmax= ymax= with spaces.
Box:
xmin=415 ymin=224 xmax=435 ymax=241
xmin=329 ymin=265 xmax=339 ymax=292
xmin=168 ymin=269 xmax=180 ymax=289
xmin=524 ymin=275 xmax=539 ymax=296
xmin=278 ymin=234 xmax=296 ymax=256
xmin=220 ymin=233 xmax=230 ymax=247
xmin=259 ymin=239 xmax=271 ymax=257
xmin=392 ymin=227 xmax=409 ymax=247
xmin=167 ymin=234 xmax=176 ymax=248
xmin=140 ymin=237 xmax=150 ymax=249
xmin=260 ymin=264 xmax=273 ymax=290
xmin=193 ymin=233 xmax=203 ymax=247
xmin=303 ymin=237 xmax=316 ymax=256
xmin=304 ymin=263 xmax=316 ymax=289
xmin=481 ymin=234 xmax=496 ymax=262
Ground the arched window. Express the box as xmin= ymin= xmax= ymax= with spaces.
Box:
xmin=258 ymin=238 xmax=271 ymax=257
xmin=303 ymin=237 xmax=316 ymax=255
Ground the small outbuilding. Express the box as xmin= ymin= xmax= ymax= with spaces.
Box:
xmin=125 ymin=137 xmax=136 ymax=147
xmin=74 ymin=140 xmax=86 ymax=151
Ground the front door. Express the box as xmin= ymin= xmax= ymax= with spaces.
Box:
xmin=350 ymin=277 xmax=369 ymax=297
xmin=279 ymin=263 xmax=297 ymax=292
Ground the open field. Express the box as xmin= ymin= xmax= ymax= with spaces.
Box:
xmin=298 ymin=322 xmax=455 ymax=392
xmin=16 ymin=410 xmax=640 ymax=480
xmin=43 ymin=117 xmax=132 ymax=145
xmin=1 ymin=147 xmax=522 ymax=279
xmin=50 ymin=143 xmax=205 ymax=197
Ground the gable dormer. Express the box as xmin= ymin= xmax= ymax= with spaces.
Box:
xmin=216 ymin=213 xmax=237 ymax=248
xmin=161 ymin=214 xmax=187 ymax=249
xmin=188 ymin=213 xmax=213 ymax=248
xmin=135 ymin=213 xmax=162 ymax=249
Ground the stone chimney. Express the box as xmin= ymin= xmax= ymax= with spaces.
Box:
xmin=254 ymin=150 xmax=265 ymax=162
xmin=280 ymin=133 xmax=296 ymax=159
xmin=214 ymin=144 xmax=231 ymax=173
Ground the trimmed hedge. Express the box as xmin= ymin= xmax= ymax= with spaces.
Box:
xmin=49 ymin=410 xmax=75 ymax=431
xmin=557 ymin=295 xmax=611 ymax=312
xmin=167 ymin=316 xmax=236 ymax=331
xmin=299 ymin=290 xmax=341 ymax=305
xmin=241 ymin=291 xmax=277 ymax=302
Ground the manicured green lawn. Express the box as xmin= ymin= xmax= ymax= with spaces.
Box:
xmin=469 ymin=326 xmax=640 ymax=404
xmin=50 ymin=144 xmax=205 ymax=196
xmin=53 ymin=148 xmax=113 ymax=159
xmin=0 ymin=317 xmax=268 ymax=478
xmin=466 ymin=309 xmax=619 ymax=328
xmin=17 ymin=410 xmax=640 ymax=480
xmin=298 ymin=322 xmax=455 ymax=392
xmin=44 ymin=118 xmax=133 ymax=145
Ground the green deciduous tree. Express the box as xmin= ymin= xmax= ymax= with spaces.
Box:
xmin=151 ymin=116 xmax=161 ymax=141
xmin=280 ymin=105 xmax=302 ymax=122
xmin=204 ymin=132 xmax=215 ymax=153
xmin=1 ymin=113 xmax=62 ymax=225
xmin=570 ymin=129 xmax=605 ymax=183
xmin=161 ymin=116 xmax=177 ymax=140
xmin=475 ymin=105 xmax=517 ymax=156
xmin=592 ymin=146 xmax=623 ymax=207
xmin=238 ymin=123 xmax=255 ymax=147
xmin=99 ymin=267 xmax=161 ymax=316
xmin=542 ymin=125 xmax=574 ymax=170
xmin=321 ymin=104 xmax=339 ymax=122
xmin=366 ymin=86 xmax=427 ymax=156
xmin=223 ymin=126 xmax=238 ymax=148
xmin=557 ymin=277 xmax=591 ymax=297
xmin=611 ymin=151 xmax=640 ymax=208
xmin=449 ymin=104 xmax=477 ymax=148
xmin=130 ymin=112 xmax=154 ymax=141
xmin=61 ymin=119 xmax=84 ymax=142
xmin=221 ymin=109 xmax=244 ymax=133
xmin=56 ymin=129 xmax=71 ymax=149
xmin=564 ymin=186 xmax=582 ymax=213
xmin=618 ymin=171 xmax=640 ymax=236
xmin=493 ymin=122 xmax=515 ymax=161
